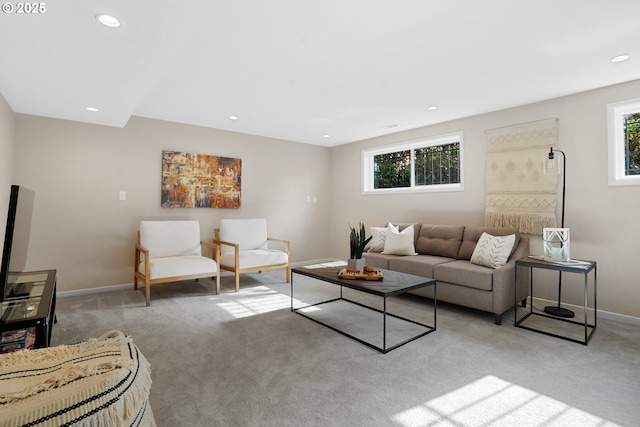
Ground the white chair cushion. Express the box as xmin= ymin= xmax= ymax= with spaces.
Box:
xmin=140 ymin=220 xmax=202 ymax=259
xmin=140 ymin=255 xmax=218 ymax=280
xmin=218 ymin=219 xmax=268 ymax=254
xmin=220 ymin=249 xmax=288 ymax=269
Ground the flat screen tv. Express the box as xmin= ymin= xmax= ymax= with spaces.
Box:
xmin=0 ymin=185 xmax=35 ymax=302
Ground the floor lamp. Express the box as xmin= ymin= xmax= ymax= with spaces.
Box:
xmin=544 ymin=147 xmax=575 ymax=318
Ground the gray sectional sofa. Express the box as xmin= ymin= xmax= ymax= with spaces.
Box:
xmin=363 ymin=223 xmax=530 ymax=324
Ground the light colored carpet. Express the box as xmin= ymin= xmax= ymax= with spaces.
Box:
xmin=52 ymin=271 xmax=640 ymax=427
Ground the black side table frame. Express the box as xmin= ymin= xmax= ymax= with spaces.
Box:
xmin=515 ymin=257 xmax=596 ymax=345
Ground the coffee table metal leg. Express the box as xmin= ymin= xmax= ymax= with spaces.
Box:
xmin=290 ymin=272 xmax=294 ymax=312
xmin=383 ymin=296 xmax=387 ymax=352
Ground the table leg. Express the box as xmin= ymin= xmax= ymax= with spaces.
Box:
xmin=594 ymin=265 xmax=598 ymax=329
xmin=290 ymin=272 xmax=294 ymax=312
xmin=383 ymin=296 xmax=387 ymax=352
xmin=584 ymin=273 xmax=588 ymax=344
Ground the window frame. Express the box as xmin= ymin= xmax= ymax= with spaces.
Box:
xmin=361 ymin=131 xmax=464 ymax=194
xmin=607 ymin=97 xmax=640 ymax=186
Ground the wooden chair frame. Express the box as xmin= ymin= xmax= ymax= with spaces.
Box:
xmin=134 ymin=232 xmax=221 ymax=306
xmin=214 ymin=228 xmax=290 ymax=292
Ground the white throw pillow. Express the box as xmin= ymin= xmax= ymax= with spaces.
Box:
xmin=367 ymin=226 xmax=387 ymax=252
xmin=382 ymin=224 xmax=417 ymax=256
xmin=470 ymin=232 xmax=516 ymax=269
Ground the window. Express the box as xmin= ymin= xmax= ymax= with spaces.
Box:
xmin=607 ymin=98 xmax=640 ymax=186
xmin=362 ymin=132 xmax=463 ymax=194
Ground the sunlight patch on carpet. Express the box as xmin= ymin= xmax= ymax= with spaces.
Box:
xmin=392 ymin=375 xmax=620 ymax=427
xmin=217 ymin=286 xmax=301 ymax=319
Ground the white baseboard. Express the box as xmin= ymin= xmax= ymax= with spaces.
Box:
xmin=57 ymin=279 xmax=640 ymax=326
xmin=56 ymin=272 xmax=234 ymax=298
xmin=530 ymin=296 xmax=640 ymax=326
xmin=57 ymin=283 xmax=133 ymax=297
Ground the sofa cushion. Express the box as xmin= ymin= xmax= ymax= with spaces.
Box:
xmin=470 ymin=232 xmax=516 ymax=269
xmin=382 ymin=224 xmax=417 ymax=255
xmin=363 ymin=252 xmax=396 ymax=269
xmin=434 ymin=260 xmax=494 ymax=291
xmin=388 ymin=254 xmax=453 ymax=278
xmin=458 ymin=226 xmax=520 ymax=260
xmin=415 ymin=224 xmax=465 ymax=258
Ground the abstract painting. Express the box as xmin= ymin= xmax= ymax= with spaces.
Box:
xmin=161 ymin=151 xmax=241 ymax=208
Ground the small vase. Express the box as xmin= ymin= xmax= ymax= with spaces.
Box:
xmin=347 ymin=258 xmax=365 ymax=270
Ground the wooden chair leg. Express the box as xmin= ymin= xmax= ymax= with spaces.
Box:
xmin=215 ymin=273 xmax=220 ymax=295
xmin=234 ymin=271 xmax=240 ymax=292
xmin=286 ymin=266 xmax=291 ymax=283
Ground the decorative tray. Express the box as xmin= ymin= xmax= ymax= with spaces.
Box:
xmin=337 ymin=266 xmax=383 ymax=281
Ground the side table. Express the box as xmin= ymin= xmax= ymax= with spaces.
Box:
xmin=1 ymin=270 xmax=57 ymax=351
xmin=514 ymin=257 xmax=596 ymax=345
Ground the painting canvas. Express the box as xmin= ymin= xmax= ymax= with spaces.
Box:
xmin=161 ymin=151 xmax=241 ymax=208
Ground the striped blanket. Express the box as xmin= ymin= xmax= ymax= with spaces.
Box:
xmin=0 ymin=330 xmax=155 ymax=427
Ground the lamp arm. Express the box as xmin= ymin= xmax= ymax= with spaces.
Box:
xmin=555 ymin=149 xmax=566 ymax=228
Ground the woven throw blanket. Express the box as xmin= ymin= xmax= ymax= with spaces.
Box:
xmin=485 ymin=118 xmax=559 ymax=235
xmin=0 ymin=330 xmax=155 ymax=427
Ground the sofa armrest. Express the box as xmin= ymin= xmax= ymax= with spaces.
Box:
xmin=491 ymin=236 xmax=530 ymax=316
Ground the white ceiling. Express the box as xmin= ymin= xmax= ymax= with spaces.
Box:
xmin=1 ymin=1 xmax=639 ymax=147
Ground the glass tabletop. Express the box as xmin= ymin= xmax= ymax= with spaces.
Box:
xmin=1 ymin=272 xmax=49 ymax=323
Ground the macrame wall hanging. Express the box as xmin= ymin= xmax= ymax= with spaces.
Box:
xmin=484 ymin=118 xmax=559 ymax=235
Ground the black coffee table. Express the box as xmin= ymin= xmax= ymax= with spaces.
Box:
xmin=291 ymin=262 xmax=436 ymax=353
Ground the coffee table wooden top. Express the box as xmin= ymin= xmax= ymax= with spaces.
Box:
xmin=292 ymin=265 xmax=435 ymax=297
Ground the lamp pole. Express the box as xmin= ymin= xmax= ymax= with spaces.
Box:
xmin=544 ymin=147 xmax=574 ymax=318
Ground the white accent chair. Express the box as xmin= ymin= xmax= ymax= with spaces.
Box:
xmin=214 ymin=218 xmax=290 ymax=292
xmin=134 ymin=220 xmax=220 ymax=306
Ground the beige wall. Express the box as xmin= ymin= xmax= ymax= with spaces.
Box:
xmin=13 ymin=116 xmax=330 ymax=291
xmin=329 ymin=79 xmax=640 ymax=319
xmin=5 ymin=79 xmax=640 ymax=319
xmin=0 ymin=93 xmax=14 ymax=236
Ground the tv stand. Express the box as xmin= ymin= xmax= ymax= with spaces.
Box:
xmin=6 ymin=282 xmax=34 ymax=299
xmin=1 ymin=270 xmax=56 ymax=351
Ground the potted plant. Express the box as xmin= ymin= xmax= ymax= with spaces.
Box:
xmin=348 ymin=222 xmax=372 ymax=270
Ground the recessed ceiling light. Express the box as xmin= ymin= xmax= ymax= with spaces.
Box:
xmin=427 ymin=105 xmax=439 ymax=111
xmin=86 ymin=107 xmax=99 ymax=112
xmin=323 ymin=134 xmax=331 ymax=138
xmin=228 ymin=115 xmax=238 ymax=120
xmin=96 ymin=14 xmax=121 ymax=28
xmin=611 ymin=54 xmax=630 ymax=63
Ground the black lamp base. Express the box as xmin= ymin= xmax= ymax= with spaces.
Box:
xmin=544 ymin=305 xmax=575 ymax=318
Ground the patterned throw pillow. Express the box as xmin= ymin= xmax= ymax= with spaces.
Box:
xmin=470 ymin=232 xmax=516 ymax=269
xmin=367 ymin=226 xmax=387 ymax=252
